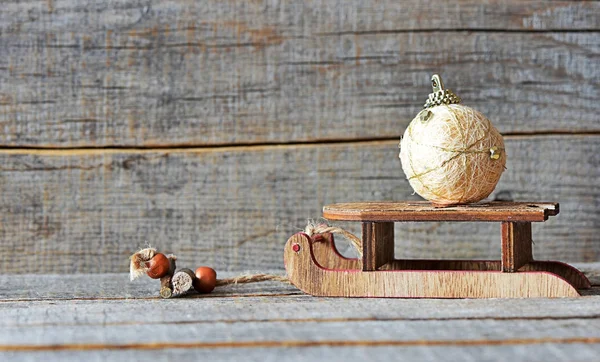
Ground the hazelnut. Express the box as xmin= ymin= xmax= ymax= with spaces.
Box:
xmin=193 ymin=266 xmax=217 ymax=293
xmin=146 ymin=253 xmax=170 ymax=279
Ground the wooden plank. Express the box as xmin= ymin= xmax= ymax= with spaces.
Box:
xmin=361 ymin=222 xmax=394 ymax=271
xmin=2 ymin=0 xmax=597 ymax=34
xmin=0 ymin=319 xmax=599 ymax=350
xmin=0 ymin=271 xmax=599 ymax=361
xmin=0 ymin=318 xmax=599 ymax=353
xmin=0 ymin=135 xmax=597 ymax=274
xmin=0 ymin=272 xmax=599 ymax=320
xmin=501 ymin=222 xmax=533 ymax=272
xmin=0 ymin=3 xmax=599 ymax=147
xmin=0 ymin=273 xmax=297 ymax=302
xmin=324 ymin=202 xmax=559 ymax=222
xmin=2 ymin=344 xmax=600 ymax=362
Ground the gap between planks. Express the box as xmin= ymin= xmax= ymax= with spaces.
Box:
xmin=0 ymin=133 xmax=598 ymax=155
xmin=315 ymin=29 xmax=600 ymax=36
xmin=1 ymin=337 xmax=600 ymax=352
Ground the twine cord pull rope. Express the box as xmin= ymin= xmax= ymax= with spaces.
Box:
xmin=216 ymin=273 xmax=290 ymax=286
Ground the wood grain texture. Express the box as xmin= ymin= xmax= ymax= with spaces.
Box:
xmin=2 ymin=316 xmax=600 ymax=351
xmin=3 ymin=346 xmax=600 ymax=362
xmin=1 ymin=271 xmax=598 ymax=310
xmin=0 ymin=135 xmax=597 ymax=274
xmin=361 ymin=222 xmax=394 ymax=271
xmin=324 ymin=202 xmax=559 ymax=222
xmin=0 ymin=1 xmax=599 ymax=147
xmin=285 ymin=233 xmax=581 ymax=298
xmin=1 ymin=320 xmax=599 ymax=350
xmin=501 ymin=222 xmax=533 ymax=272
xmin=0 ymin=270 xmax=599 ymax=361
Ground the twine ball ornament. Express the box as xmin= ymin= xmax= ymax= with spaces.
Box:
xmin=399 ymin=75 xmax=506 ymax=207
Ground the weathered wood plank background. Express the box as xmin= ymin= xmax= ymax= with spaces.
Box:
xmin=0 ymin=268 xmax=599 ymax=361
xmin=0 ymin=0 xmax=598 ymax=273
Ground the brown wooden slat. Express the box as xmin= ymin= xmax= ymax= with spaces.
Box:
xmin=361 ymin=222 xmax=394 ymax=271
xmin=0 ymin=1 xmax=598 ymax=147
xmin=378 ymin=260 xmax=592 ymax=289
xmin=501 ymin=222 xmax=533 ymax=272
xmin=324 ymin=202 xmax=559 ymax=222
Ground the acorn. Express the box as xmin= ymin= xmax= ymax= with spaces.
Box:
xmin=145 ymin=253 xmax=170 ymax=279
xmin=193 ymin=266 xmax=217 ymax=293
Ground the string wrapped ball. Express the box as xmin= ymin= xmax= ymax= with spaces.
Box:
xmin=399 ymin=75 xmax=506 ymax=207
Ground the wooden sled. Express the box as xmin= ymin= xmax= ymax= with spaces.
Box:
xmin=284 ymin=201 xmax=590 ymax=298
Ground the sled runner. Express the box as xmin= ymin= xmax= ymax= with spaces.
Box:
xmin=284 ymin=202 xmax=590 ymax=298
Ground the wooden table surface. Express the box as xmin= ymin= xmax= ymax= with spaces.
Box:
xmin=1 ymin=264 xmax=599 ymax=361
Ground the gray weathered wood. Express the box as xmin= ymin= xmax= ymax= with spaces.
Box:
xmin=0 ymin=1 xmax=599 ymax=147
xmin=1 ymin=316 xmax=599 ymax=348
xmin=2 ymin=345 xmax=600 ymax=362
xmin=0 ymin=270 xmax=599 ymax=361
xmin=0 ymin=135 xmax=597 ymax=274
xmin=0 ymin=263 xmax=597 ymax=298
xmin=574 ymin=263 xmax=600 ymax=285
xmin=3 ymin=0 xmax=597 ymax=34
